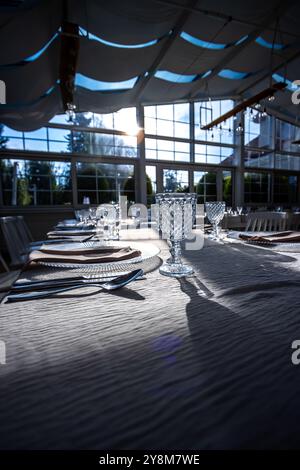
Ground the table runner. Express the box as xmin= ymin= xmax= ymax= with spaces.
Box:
xmin=1 ymin=233 xmax=300 ymax=449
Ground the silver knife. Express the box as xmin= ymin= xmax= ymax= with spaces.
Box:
xmin=11 ymin=273 xmax=143 ymax=292
xmin=5 ymin=269 xmax=144 ymax=303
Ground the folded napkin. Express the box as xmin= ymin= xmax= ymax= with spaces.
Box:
xmin=27 ymin=246 xmax=141 ymax=265
xmin=239 ymin=231 xmax=300 ymax=243
xmin=39 ymin=243 xmax=129 ymax=255
xmin=47 ymin=230 xmax=96 ymax=239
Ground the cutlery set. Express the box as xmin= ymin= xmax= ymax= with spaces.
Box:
xmin=5 ymin=269 xmax=144 ymax=303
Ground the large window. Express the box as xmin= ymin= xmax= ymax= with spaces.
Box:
xmin=244 ymin=149 xmax=274 ymax=168
xmin=146 ymin=165 xmax=156 ymax=205
xmin=49 ymin=108 xmax=138 ymax=133
xmin=1 ymin=125 xmax=137 ymax=157
xmin=244 ymin=109 xmax=274 ymax=149
xmin=194 ymin=99 xmax=234 ymax=145
xmin=144 ymin=103 xmax=189 ymax=138
xmin=195 ymin=144 xmax=235 ymax=165
xmin=72 ymin=131 xmax=137 ymax=157
xmin=223 ymin=171 xmax=233 ymax=205
xmin=193 ymin=171 xmax=217 ymax=203
xmin=163 ymin=169 xmax=189 ymax=193
xmin=77 ymin=163 xmax=135 ymax=204
xmin=273 ymin=175 xmax=298 ymax=204
xmin=145 ymin=138 xmax=189 ymax=162
xmin=1 ymin=102 xmax=300 ymax=208
xmin=244 ymin=172 xmax=271 ymax=204
xmin=276 ymin=119 xmax=300 ymax=153
xmin=275 ymin=154 xmax=300 ymax=171
xmin=0 ymin=159 xmax=72 ymax=206
xmin=47 ymin=127 xmax=71 ymax=153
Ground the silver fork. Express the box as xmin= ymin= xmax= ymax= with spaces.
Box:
xmin=5 ymin=269 xmax=143 ymax=303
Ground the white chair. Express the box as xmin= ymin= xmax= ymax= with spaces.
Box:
xmin=287 ymin=213 xmax=300 ymax=231
xmin=223 ymin=214 xmax=246 ymax=230
xmin=245 ymin=212 xmax=287 ymax=232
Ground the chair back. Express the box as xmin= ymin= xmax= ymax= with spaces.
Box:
xmin=0 ymin=252 xmax=9 ymax=272
xmin=15 ymin=216 xmax=33 ymax=244
xmin=245 ymin=212 xmax=287 ymax=232
xmin=287 ymin=213 xmax=300 ymax=230
xmin=0 ymin=217 xmax=28 ymax=266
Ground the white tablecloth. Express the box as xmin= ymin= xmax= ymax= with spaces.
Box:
xmin=1 ymin=233 xmax=300 ymax=449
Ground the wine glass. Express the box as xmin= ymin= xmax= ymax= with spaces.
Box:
xmin=102 ymin=204 xmax=120 ymax=240
xmin=88 ymin=207 xmax=97 ymax=224
xmin=206 ymin=201 xmax=226 ymax=241
xmin=156 ymin=193 xmax=196 ymax=277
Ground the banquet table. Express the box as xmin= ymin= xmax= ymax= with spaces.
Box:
xmin=1 ymin=229 xmax=300 ymax=449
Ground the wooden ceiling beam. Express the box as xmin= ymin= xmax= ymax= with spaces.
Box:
xmin=201 ymin=82 xmax=286 ymax=130
xmin=59 ymin=20 xmax=80 ymax=111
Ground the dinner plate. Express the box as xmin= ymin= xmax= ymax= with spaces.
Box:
xmin=54 ymin=225 xmax=95 ymax=231
xmin=38 ymin=241 xmax=160 ymax=273
xmin=49 ymin=229 xmax=96 ymax=236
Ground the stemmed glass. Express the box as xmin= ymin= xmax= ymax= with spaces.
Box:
xmin=206 ymin=201 xmax=226 ymax=241
xmin=88 ymin=207 xmax=97 ymax=224
xmin=156 ymin=193 xmax=196 ymax=277
xmin=75 ymin=209 xmax=89 ymax=225
xmin=102 ymin=204 xmax=120 ymax=240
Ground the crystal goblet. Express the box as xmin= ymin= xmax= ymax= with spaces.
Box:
xmin=206 ymin=201 xmax=225 ymax=241
xmin=156 ymin=192 xmax=196 ymax=278
xmin=102 ymin=204 xmax=120 ymax=240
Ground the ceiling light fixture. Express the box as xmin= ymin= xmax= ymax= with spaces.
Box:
xmin=201 ymin=82 xmax=286 ymax=131
xmin=236 ymin=122 xmax=244 ymax=134
xmin=66 ymin=102 xmax=77 ymax=122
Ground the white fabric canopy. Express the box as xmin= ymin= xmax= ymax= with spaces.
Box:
xmin=0 ymin=0 xmax=300 ymax=129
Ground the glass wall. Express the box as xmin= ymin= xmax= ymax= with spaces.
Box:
xmin=276 ymin=119 xmax=300 ymax=153
xmin=244 ymin=172 xmax=271 ymax=204
xmin=195 ymin=144 xmax=235 ymax=165
xmin=145 ymin=165 xmax=156 ymax=205
xmin=145 ymin=138 xmax=189 ymax=162
xmin=0 ymin=159 xmax=72 ymax=206
xmin=1 ymin=101 xmax=300 ymax=207
xmin=244 ymin=149 xmax=274 ymax=168
xmin=244 ymin=111 xmax=300 ymax=171
xmin=49 ymin=108 xmax=138 ymax=133
xmin=193 ymin=171 xmax=217 ymax=203
xmin=244 ymin=109 xmax=274 ymax=149
xmin=194 ymin=99 xmax=234 ymax=145
xmin=163 ymin=169 xmax=189 ymax=193
xmin=77 ymin=163 xmax=135 ymax=205
xmin=2 ymin=125 xmax=137 ymax=158
xmin=275 ymin=154 xmax=300 ymax=171
xmin=144 ymin=103 xmax=189 ymax=139
xmin=273 ymin=175 xmax=297 ymax=204
xmin=223 ymin=171 xmax=233 ymax=205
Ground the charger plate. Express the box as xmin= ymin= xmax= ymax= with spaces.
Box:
xmin=38 ymin=241 xmax=160 ymax=273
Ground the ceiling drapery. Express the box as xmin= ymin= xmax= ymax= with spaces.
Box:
xmin=0 ymin=0 xmax=300 ymax=130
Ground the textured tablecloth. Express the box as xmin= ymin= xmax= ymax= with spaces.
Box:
xmin=1 ymin=233 xmax=300 ymax=449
